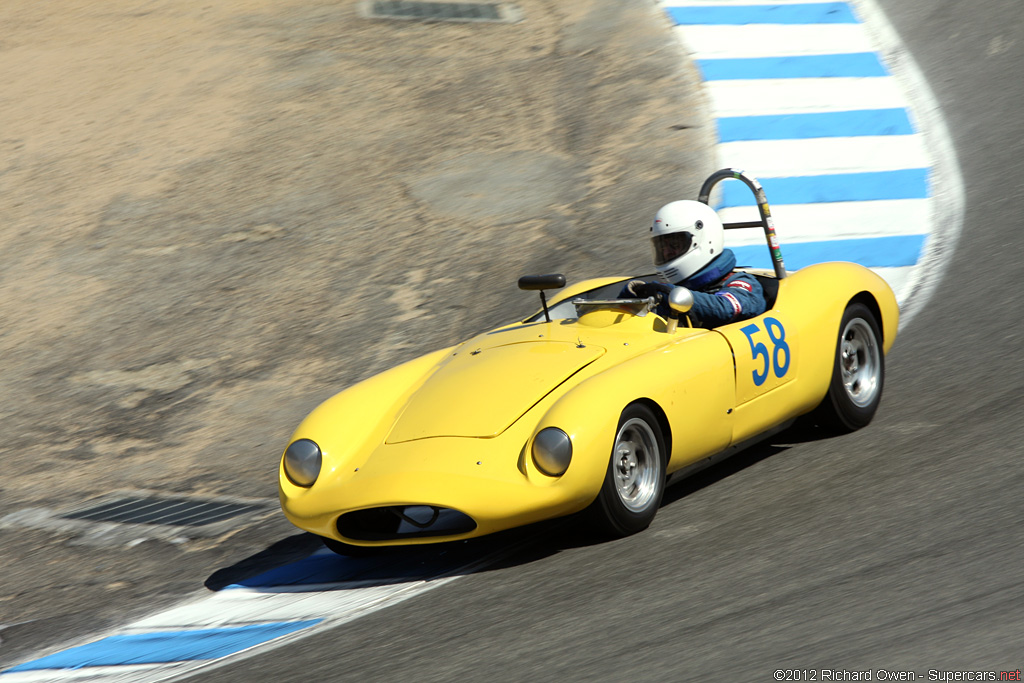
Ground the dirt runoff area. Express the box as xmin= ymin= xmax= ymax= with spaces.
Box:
xmin=0 ymin=0 xmax=713 ymax=666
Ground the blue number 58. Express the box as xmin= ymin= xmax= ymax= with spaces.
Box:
xmin=740 ymin=318 xmax=789 ymax=386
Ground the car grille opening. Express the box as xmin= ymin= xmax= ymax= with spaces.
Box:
xmin=337 ymin=505 xmax=476 ymax=541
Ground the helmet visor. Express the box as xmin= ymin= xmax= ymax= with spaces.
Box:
xmin=652 ymin=231 xmax=694 ymax=266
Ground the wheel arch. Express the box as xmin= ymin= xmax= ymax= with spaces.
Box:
xmin=629 ymin=398 xmax=672 ymax=465
xmin=848 ymin=291 xmax=884 ymax=344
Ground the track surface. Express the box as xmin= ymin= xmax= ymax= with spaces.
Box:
xmin=190 ymin=0 xmax=1024 ymax=680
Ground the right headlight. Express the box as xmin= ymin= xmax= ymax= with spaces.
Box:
xmin=532 ymin=427 xmax=572 ymax=477
xmin=283 ymin=438 xmax=322 ymax=487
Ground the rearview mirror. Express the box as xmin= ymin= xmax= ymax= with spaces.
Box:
xmin=518 ymin=274 xmax=566 ymax=323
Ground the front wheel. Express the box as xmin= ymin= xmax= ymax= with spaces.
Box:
xmin=816 ymin=302 xmax=884 ymax=432
xmin=587 ymin=404 xmax=667 ymax=537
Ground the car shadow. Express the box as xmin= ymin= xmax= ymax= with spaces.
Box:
xmin=661 ymin=440 xmax=791 ymax=508
xmin=203 ymin=521 xmax=569 ymax=594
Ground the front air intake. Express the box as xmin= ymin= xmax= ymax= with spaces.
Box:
xmin=337 ymin=505 xmax=477 ymax=541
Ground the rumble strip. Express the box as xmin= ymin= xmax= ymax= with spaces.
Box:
xmin=0 ymin=537 xmax=535 ymax=682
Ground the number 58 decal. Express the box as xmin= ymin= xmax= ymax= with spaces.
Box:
xmin=740 ymin=317 xmax=790 ymax=386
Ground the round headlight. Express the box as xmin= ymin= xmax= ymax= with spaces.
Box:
xmin=283 ymin=439 xmax=321 ymax=487
xmin=532 ymin=427 xmax=572 ymax=477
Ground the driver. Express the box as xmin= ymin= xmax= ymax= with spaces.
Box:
xmin=622 ymin=200 xmax=765 ymax=328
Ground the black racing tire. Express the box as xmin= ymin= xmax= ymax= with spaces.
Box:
xmin=815 ymin=302 xmax=885 ymax=432
xmin=587 ymin=403 xmax=667 ymax=538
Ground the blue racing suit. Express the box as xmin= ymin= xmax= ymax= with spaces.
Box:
xmin=622 ymin=249 xmax=766 ymax=328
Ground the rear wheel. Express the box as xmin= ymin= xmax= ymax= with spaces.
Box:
xmin=587 ymin=404 xmax=666 ymax=537
xmin=816 ymin=303 xmax=884 ymax=432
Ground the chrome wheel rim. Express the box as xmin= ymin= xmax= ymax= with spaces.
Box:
xmin=612 ymin=418 xmax=660 ymax=512
xmin=840 ymin=318 xmax=881 ymax=408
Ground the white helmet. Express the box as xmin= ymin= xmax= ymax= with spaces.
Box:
xmin=650 ymin=200 xmax=725 ymax=284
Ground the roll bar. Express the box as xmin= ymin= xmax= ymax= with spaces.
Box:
xmin=698 ymin=169 xmax=787 ymax=280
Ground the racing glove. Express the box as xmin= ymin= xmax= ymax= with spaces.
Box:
xmin=622 ymin=280 xmax=673 ymax=300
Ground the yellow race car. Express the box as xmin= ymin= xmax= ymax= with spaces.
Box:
xmin=278 ymin=170 xmax=898 ymax=554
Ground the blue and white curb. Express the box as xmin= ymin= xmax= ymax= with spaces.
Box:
xmin=0 ymin=540 xmax=525 ymax=681
xmin=661 ymin=0 xmax=964 ymax=324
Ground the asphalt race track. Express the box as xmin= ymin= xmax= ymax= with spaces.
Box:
xmin=5 ymin=0 xmax=1023 ymax=680
xmin=192 ymin=1 xmax=1024 ymax=680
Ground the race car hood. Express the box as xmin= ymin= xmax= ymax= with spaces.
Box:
xmin=386 ymin=340 xmax=605 ymax=442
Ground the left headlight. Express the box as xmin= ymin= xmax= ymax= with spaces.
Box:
xmin=283 ymin=439 xmax=322 ymax=487
xmin=532 ymin=427 xmax=572 ymax=477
